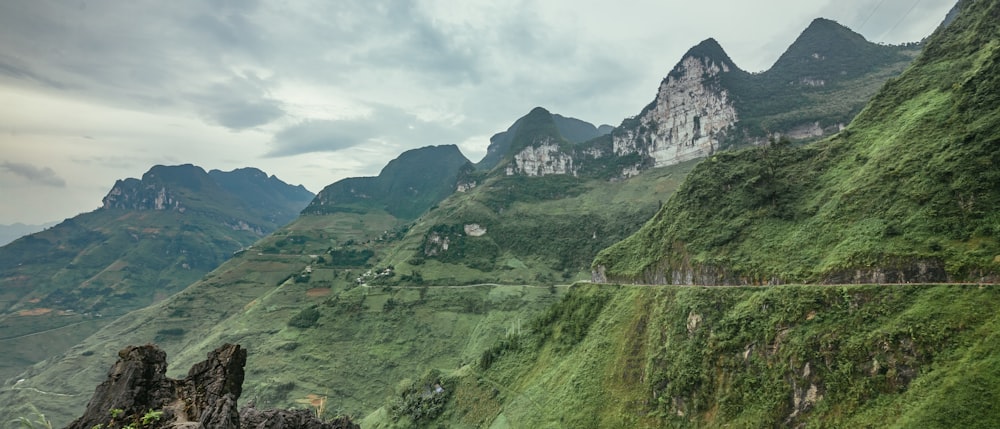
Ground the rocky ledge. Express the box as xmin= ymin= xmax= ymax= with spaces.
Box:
xmin=65 ymin=343 xmax=357 ymax=429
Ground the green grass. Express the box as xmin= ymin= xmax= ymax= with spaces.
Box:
xmin=366 ymin=283 xmax=1000 ymax=428
xmin=0 ymin=211 xmax=563 ymax=427
xmin=381 ymin=160 xmax=699 ymax=287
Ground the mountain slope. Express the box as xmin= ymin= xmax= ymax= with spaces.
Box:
xmin=476 ymin=112 xmax=611 ymax=171
xmin=371 ymin=107 xmax=697 ymax=286
xmin=365 ymin=283 xmax=1000 ymax=428
xmin=605 ymin=20 xmax=917 ymax=177
xmin=594 ymin=0 xmax=1000 ymax=284
xmin=0 ymin=206 xmax=561 ymax=426
xmin=0 ymin=222 xmax=57 ymax=247
xmin=303 ymin=145 xmax=471 ymax=220
xmin=0 ymin=164 xmax=312 ymax=384
xmin=0 ymin=13 xmax=944 ymax=428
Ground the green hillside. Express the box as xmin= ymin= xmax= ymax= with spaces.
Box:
xmin=0 ymin=164 xmax=312 ymax=385
xmin=0 ymin=7 xmax=986 ymax=429
xmin=0 ymin=208 xmax=561 ymax=426
xmin=363 ymin=283 xmax=1000 ymax=428
xmin=303 ymin=145 xmax=471 ymax=220
xmin=476 ymin=111 xmax=609 ymax=171
xmin=594 ymin=0 xmax=1000 ymax=284
xmin=374 ymin=108 xmax=698 ymax=286
xmin=726 ymin=18 xmax=920 ymax=136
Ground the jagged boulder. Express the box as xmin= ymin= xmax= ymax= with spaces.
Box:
xmin=64 ymin=343 xmax=357 ymax=429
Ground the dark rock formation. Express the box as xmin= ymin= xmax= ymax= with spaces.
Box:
xmin=64 ymin=343 xmax=357 ymax=429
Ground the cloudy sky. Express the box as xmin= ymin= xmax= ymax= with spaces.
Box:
xmin=0 ymin=0 xmax=954 ymax=225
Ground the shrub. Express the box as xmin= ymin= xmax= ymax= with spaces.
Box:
xmin=288 ymin=307 xmax=321 ymax=328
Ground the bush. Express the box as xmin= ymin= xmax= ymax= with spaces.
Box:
xmin=288 ymin=307 xmax=321 ymax=328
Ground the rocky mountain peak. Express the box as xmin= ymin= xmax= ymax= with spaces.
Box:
xmin=669 ymin=38 xmax=741 ymax=79
xmin=101 ymin=164 xmax=218 ymax=211
xmin=610 ymin=38 xmax=740 ymax=171
xmin=477 ymin=107 xmax=608 ymax=171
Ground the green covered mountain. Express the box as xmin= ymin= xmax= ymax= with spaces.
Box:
xmin=0 ymin=11 xmax=976 ymax=429
xmin=592 ymin=18 xmax=918 ymax=177
xmin=593 ymin=1 xmax=1000 ymax=285
xmin=364 ymin=4 xmax=1000 ymax=428
xmin=0 ymin=164 xmax=312 ymax=385
xmin=304 ymin=145 xmax=472 ymax=220
xmin=476 ymin=112 xmax=612 ymax=171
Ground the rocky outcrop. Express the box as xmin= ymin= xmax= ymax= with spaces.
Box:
xmin=504 ymin=138 xmax=576 ymax=176
xmin=64 ymin=344 xmax=358 ymax=429
xmin=612 ymin=41 xmax=738 ymax=169
xmin=102 ymin=179 xmax=183 ymax=211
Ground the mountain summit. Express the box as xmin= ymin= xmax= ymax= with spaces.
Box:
xmin=304 ymin=145 xmax=472 ymax=220
xmin=476 ymin=108 xmax=610 ymax=171
xmin=594 ymin=1 xmax=1000 ymax=285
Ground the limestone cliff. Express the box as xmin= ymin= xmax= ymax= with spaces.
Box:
xmin=611 ymin=39 xmax=739 ymax=169
xmin=504 ymin=138 xmax=576 ymax=177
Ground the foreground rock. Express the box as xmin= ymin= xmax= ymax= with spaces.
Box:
xmin=64 ymin=343 xmax=357 ymax=429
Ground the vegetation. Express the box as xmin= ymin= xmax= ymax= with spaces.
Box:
xmin=12 ymin=405 xmax=52 ymax=429
xmin=595 ymin=1 xmax=1000 ymax=283
xmin=0 ymin=164 xmax=312 ymax=385
xmin=303 ymin=145 xmax=472 ymax=220
xmin=4 ymin=6 xmax=997 ymax=429
xmin=368 ymin=283 xmax=1000 ymax=428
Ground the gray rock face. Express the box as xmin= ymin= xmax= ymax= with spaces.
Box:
xmin=505 ymin=138 xmax=576 ymax=177
xmin=64 ymin=343 xmax=357 ymax=429
xmin=612 ymin=54 xmax=738 ymax=168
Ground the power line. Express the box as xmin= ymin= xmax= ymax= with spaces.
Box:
xmin=859 ymin=0 xmax=888 ymax=33
xmin=881 ymin=0 xmax=923 ymax=41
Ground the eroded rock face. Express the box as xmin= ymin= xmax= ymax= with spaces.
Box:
xmin=504 ymin=138 xmax=576 ymax=177
xmin=612 ymin=54 xmax=738 ymax=168
xmin=64 ymin=344 xmax=357 ymax=429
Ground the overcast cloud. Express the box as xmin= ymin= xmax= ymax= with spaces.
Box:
xmin=0 ymin=0 xmax=955 ymax=224
xmin=0 ymin=161 xmax=66 ymax=187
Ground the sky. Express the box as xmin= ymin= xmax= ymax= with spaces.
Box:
xmin=0 ymin=0 xmax=955 ymax=225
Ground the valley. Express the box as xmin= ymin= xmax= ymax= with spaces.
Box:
xmin=2 ymin=2 xmax=999 ymax=428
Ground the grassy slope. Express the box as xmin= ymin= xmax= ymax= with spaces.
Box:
xmin=0 ymin=166 xmax=313 ymax=384
xmin=0 ymin=210 xmax=561 ymax=426
xmin=594 ymin=0 xmax=1000 ymax=284
xmin=365 ymin=283 xmax=1000 ymax=428
xmin=0 ymin=209 xmax=264 ymax=384
xmin=378 ymin=160 xmax=698 ymax=286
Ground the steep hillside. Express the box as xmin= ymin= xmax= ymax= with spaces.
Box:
xmin=605 ymin=20 xmax=917 ymax=177
xmin=372 ymin=107 xmax=698 ymax=286
xmin=365 ymin=283 xmax=1000 ymax=428
xmin=0 ymin=208 xmax=560 ymax=427
xmin=476 ymin=112 xmax=611 ymax=171
xmin=594 ymin=0 xmax=1000 ymax=284
xmin=0 ymin=164 xmax=312 ymax=384
xmin=0 ymin=13 xmax=947 ymax=428
xmin=303 ymin=145 xmax=471 ymax=220
xmin=208 ymin=167 xmax=314 ymax=224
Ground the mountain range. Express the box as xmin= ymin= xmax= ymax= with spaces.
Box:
xmin=3 ymin=4 xmax=999 ymax=428
xmin=0 ymin=165 xmax=312 ymax=386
